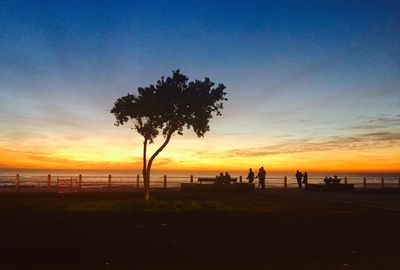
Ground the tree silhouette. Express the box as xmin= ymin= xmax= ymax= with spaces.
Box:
xmin=111 ymin=70 xmax=227 ymax=200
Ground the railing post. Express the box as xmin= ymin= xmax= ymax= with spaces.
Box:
xmin=47 ymin=174 xmax=51 ymax=188
xmin=78 ymin=174 xmax=82 ymax=189
xmin=164 ymin=175 xmax=167 ymax=189
xmin=16 ymin=174 xmax=19 ymax=190
xmin=108 ymin=174 xmax=112 ymax=190
xmin=190 ymin=175 xmax=193 ymax=183
xmin=398 ymin=177 xmax=400 ymax=189
xmin=239 ymin=176 xmax=242 ymax=183
xmin=381 ymin=177 xmax=384 ymax=189
xmin=284 ymin=176 xmax=287 ymax=190
xmin=363 ymin=177 xmax=366 ymax=189
xmin=136 ymin=174 xmax=140 ymax=189
xmin=344 ymin=177 xmax=347 ymax=184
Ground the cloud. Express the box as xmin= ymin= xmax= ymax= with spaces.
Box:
xmin=224 ymin=131 xmax=400 ymax=157
xmin=368 ymin=116 xmax=400 ymax=124
xmin=351 ymin=124 xmax=385 ymax=130
xmin=351 ymin=115 xmax=400 ymax=130
xmin=360 ymin=132 xmax=400 ymax=141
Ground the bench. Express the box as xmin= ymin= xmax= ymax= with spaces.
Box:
xmin=180 ymin=181 xmax=254 ymax=191
xmin=197 ymin=177 xmax=238 ymax=185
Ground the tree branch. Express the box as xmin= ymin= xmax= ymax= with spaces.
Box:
xmin=146 ymin=131 xmax=174 ymax=176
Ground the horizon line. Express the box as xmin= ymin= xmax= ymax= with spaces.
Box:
xmin=1 ymin=167 xmax=399 ymax=174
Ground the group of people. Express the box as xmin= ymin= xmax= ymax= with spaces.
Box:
xmin=216 ymin=172 xmax=232 ymax=185
xmin=246 ymin=168 xmax=309 ymax=190
xmin=246 ymin=167 xmax=266 ymax=189
xmin=323 ymin=175 xmax=341 ymax=184
xmin=295 ymin=170 xmax=308 ymax=189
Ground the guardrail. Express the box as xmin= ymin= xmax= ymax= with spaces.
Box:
xmin=0 ymin=174 xmax=399 ymax=191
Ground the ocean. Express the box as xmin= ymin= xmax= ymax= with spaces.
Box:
xmin=0 ymin=169 xmax=399 ymax=189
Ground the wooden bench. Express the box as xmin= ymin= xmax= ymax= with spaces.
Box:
xmin=197 ymin=177 xmax=238 ymax=184
xmin=181 ymin=181 xmax=253 ymax=191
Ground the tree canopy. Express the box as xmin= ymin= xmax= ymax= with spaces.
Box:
xmin=111 ymin=70 xmax=227 ymax=200
xmin=111 ymin=70 xmax=227 ymax=142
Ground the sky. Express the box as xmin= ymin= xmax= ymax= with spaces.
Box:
xmin=0 ymin=0 xmax=399 ymax=172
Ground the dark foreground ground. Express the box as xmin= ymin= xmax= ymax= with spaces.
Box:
xmin=0 ymin=189 xmax=400 ymax=270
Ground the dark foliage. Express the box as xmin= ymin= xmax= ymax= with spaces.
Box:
xmin=111 ymin=70 xmax=227 ymax=200
xmin=111 ymin=70 xmax=227 ymax=142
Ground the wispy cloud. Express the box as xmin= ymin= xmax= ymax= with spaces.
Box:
xmin=351 ymin=124 xmax=385 ymax=130
xmin=351 ymin=115 xmax=400 ymax=130
xmin=368 ymin=116 xmax=400 ymax=124
xmin=224 ymin=131 xmax=400 ymax=157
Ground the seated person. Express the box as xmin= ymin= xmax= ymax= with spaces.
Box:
xmin=216 ymin=172 xmax=224 ymax=185
xmin=324 ymin=176 xmax=341 ymax=184
xmin=332 ymin=175 xmax=341 ymax=183
xmin=324 ymin=177 xmax=329 ymax=184
xmin=224 ymin=172 xmax=231 ymax=185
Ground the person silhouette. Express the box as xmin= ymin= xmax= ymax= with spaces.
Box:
xmin=295 ymin=170 xmax=303 ymax=189
xmin=224 ymin=172 xmax=231 ymax=185
xmin=246 ymin=168 xmax=255 ymax=184
xmin=303 ymin=172 xmax=308 ymax=185
xmin=217 ymin=172 xmax=224 ymax=185
xmin=255 ymin=167 xmax=266 ymax=189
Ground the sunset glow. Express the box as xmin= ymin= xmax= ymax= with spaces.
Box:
xmin=1 ymin=1 xmax=399 ymax=173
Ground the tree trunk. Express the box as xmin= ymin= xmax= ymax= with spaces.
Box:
xmin=143 ymin=132 xmax=173 ymax=201
xmin=142 ymin=139 xmax=150 ymax=201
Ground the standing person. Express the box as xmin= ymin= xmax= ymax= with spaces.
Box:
xmin=303 ymin=172 xmax=308 ymax=186
xmin=246 ymin=168 xmax=255 ymax=184
xmin=255 ymin=167 xmax=266 ymax=190
xmin=295 ymin=170 xmax=303 ymax=189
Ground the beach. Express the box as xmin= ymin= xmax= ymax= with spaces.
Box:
xmin=0 ymin=189 xmax=400 ymax=269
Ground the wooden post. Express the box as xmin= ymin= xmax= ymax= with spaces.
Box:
xmin=381 ymin=177 xmax=384 ymax=189
xmin=344 ymin=177 xmax=347 ymax=184
xmin=108 ymin=174 xmax=112 ymax=189
xmin=190 ymin=175 xmax=193 ymax=183
xmin=47 ymin=174 xmax=51 ymax=188
xmin=363 ymin=177 xmax=366 ymax=189
xmin=284 ymin=176 xmax=287 ymax=190
xmin=78 ymin=174 xmax=82 ymax=189
xmin=163 ymin=175 xmax=167 ymax=189
xmin=239 ymin=176 xmax=242 ymax=183
xmin=16 ymin=174 xmax=20 ymax=190
xmin=136 ymin=174 xmax=140 ymax=189
xmin=398 ymin=177 xmax=400 ymax=189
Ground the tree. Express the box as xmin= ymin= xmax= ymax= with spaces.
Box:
xmin=111 ymin=70 xmax=227 ymax=200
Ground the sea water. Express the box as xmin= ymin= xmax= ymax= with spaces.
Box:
xmin=0 ymin=169 xmax=399 ymax=189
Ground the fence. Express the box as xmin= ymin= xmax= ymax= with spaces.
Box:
xmin=0 ymin=174 xmax=400 ymax=191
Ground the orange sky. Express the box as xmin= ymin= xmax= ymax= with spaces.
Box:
xmin=1 ymin=1 xmax=399 ymax=173
xmin=1 ymin=126 xmax=399 ymax=173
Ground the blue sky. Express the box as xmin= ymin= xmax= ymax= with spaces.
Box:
xmin=0 ymin=0 xmax=399 ymax=171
